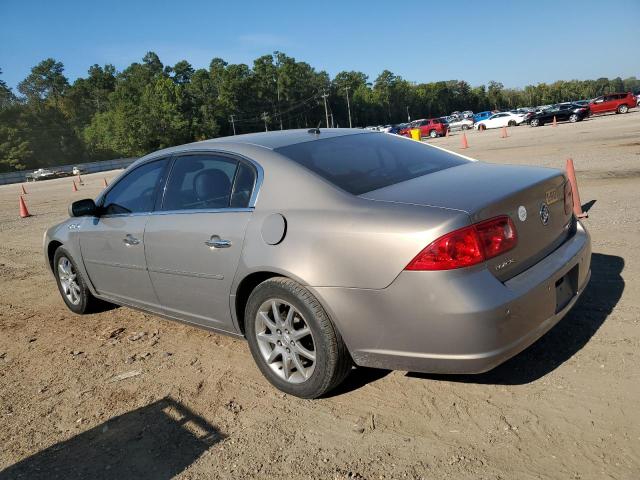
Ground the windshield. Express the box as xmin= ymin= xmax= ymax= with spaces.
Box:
xmin=274 ymin=133 xmax=468 ymax=195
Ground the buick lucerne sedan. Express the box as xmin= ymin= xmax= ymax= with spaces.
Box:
xmin=44 ymin=129 xmax=591 ymax=398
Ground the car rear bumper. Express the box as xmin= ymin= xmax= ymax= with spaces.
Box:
xmin=310 ymin=220 xmax=591 ymax=374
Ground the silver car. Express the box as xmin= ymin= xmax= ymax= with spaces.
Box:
xmin=44 ymin=129 xmax=591 ymax=398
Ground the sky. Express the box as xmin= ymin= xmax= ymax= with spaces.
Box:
xmin=1 ymin=0 xmax=639 ymax=91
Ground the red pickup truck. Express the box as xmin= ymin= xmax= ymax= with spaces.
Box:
xmin=589 ymin=92 xmax=636 ymax=115
xmin=399 ymin=118 xmax=449 ymax=139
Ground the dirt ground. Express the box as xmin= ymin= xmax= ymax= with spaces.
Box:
xmin=1 ymin=112 xmax=639 ymax=480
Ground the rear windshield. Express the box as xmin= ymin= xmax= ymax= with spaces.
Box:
xmin=274 ymin=133 xmax=468 ymax=195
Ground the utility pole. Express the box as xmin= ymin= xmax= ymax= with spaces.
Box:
xmin=406 ymin=106 xmax=411 ymax=122
xmin=345 ymin=86 xmax=352 ymax=128
xmin=229 ymin=114 xmax=236 ymax=135
xmin=321 ymin=91 xmax=330 ymax=128
xmin=261 ymin=112 xmax=269 ymax=132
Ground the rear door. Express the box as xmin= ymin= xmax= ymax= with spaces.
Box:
xmin=143 ymin=153 xmax=258 ymax=332
xmin=79 ymin=158 xmax=169 ymax=308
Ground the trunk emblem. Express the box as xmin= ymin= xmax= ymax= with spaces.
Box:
xmin=545 ymin=188 xmax=559 ymax=205
xmin=539 ymin=203 xmax=550 ymax=225
xmin=517 ymin=206 xmax=527 ymax=222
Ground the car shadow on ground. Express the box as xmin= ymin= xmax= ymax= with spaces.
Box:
xmin=406 ymin=252 xmax=624 ymax=386
xmin=0 ymin=397 xmax=223 ymax=480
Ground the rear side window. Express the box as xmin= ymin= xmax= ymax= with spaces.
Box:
xmin=275 ymin=133 xmax=468 ymax=195
xmin=102 ymin=159 xmax=167 ymax=215
xmin=230 ymin=162 xmax=257 ymax=208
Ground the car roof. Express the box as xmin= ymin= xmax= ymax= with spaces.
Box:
xmin=202 ymin=128 xmax=369 ymax=150
xmin=137 ymin=128 xmax=377 ymax=162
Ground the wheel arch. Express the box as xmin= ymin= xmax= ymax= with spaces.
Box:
xmin=233 ymin=270 xmax=299 ymax=336
xmin=47 ymin=240 xmax=63 ymax=273
xmin=232 ymin=269 xmax=342 ymax=339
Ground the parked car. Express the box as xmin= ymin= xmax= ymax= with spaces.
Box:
xmin=445 ymin=116 xmax=474 ymax=131
xmin=529 ymin=104 xmax=589 ymax=127
xmin=387 ymin=123 xmax=409 ymax=134
xmin=473 ymin=111 xmax=493 ymax=122
xmin=400 ymin=118 xmax=449 ymax=138
xmin=589 ymin=92 xmax=636 ymax=115
xmin=26 ymin=168 xmax=56 ymax=182
xmin=72 ymin=166 xmax=85 ymax=176
xmin=44 ymin=129 xmax=591 ymax=398
xmin=474 ymin=112 xmax=526 ymax=130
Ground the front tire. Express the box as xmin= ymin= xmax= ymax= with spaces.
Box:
xmin=617 ymin=104 xmax=629 ymax=114
xmin=508 ymin=120 xmax=516 ymax=127
xmin=530 ymin=118 xmax=540 ymax=127
xmin=478 ymin=124 xmax=486 ymax=131
xmin=245 ymin=277 xmax=351 ymax=398
xmin=461 ymin=124 xmax=469 ymax=130
xmin=429 ymin=129 xmax=437 ymax=138
xmin=53 ymin=247 xmax=100 ymax=314
xmin=569 ymin=114 xmax=579 ymax=123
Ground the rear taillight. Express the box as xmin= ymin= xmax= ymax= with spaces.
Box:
xmin=564 ymin=181 xmax=573 ymax=215
xmin=405 ymin=216 xmax=517 ymax=271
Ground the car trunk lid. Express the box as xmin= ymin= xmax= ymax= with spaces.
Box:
xmin=361 ymin=162 xmax=573 ymax=281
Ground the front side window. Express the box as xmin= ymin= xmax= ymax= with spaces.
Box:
xmin=101 ymin=159 xmax=167 ymax=215
xmin=162 ymin=154 xmax=256 ymax=211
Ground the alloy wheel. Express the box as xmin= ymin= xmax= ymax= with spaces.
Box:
xmin=254 ymin=299 xmax=316 ymax=384
xmin=57 ymin=256 xmax=81 ymax=305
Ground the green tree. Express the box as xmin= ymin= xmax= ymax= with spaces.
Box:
xmin=17 ymin=58 xmax=69 ymax=107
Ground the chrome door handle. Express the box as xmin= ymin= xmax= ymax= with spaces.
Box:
xmin=205 ymin=235 xmax=232 ymax=249
xmin=123 ymin=234 xmax=140 ymax=246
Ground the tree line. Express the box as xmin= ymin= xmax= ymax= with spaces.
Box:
xmin=1 ymin=51 xmax=638 ymax=172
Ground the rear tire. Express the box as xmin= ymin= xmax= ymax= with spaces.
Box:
xmin=53 ymin=246 xmax=101 ymax=314
xmin=461 ymin=124 xmax=469 ymax=130
xmin=508 ymin=120 xmax=516 ymax=127
xmin=429 ymin=129 xmax=437 ymax=138
xmin=245 ymin=277 xmax=352 ymax=399
xmin=569 ymin=114 xmax=579 ymax=123
xmin=478 ymin=124 xmax=486 ymax=131
xmin=617 ymin=104 xmax=629 ymax=114
xmin=530 ymin=118 xmax=540 ymax=127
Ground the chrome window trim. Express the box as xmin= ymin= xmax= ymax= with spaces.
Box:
xmin=93 ymin=148 xmax=264 ymax=220
xmin=161 ymin=149 xmax=264 ymax=210
xmin=150 ymin=207 xmax=254 ymax=216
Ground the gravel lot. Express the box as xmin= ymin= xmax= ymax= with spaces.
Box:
xmin=1 ymin=112 xmax=639 ymax=479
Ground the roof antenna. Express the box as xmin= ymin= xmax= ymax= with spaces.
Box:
xmin=308 ymin=121 xmax=321 ymax=135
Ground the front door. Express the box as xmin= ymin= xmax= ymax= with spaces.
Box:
xmin=79 ymin=158 xmax=168 ymax=308
xmin=144 ymin=153 xmax=257 ymax=332
xmin=591 ymin=96 xmax=605 ymax=114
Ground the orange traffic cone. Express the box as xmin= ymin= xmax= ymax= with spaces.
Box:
xmin=460 ymin=132 xmax=469 ymax=149
xmin=102 ymin=178 xmax=108 ymax=187
xmin=72 ymin=180 xmax=78 ymax=192
xmin=500 ymin=126 xmax=508 ymax=138
xmin=552 ymin=116 xmax=557 ymax=127
xmin=445 ymin=128 xmax=450 ymax=137
xmin=21 ymin=184 xmax=28 ymax=195
xmin=19 ymin=196 xmax=32 ymax=218
xmin=565 ymin=158 xmax=587 ymax=218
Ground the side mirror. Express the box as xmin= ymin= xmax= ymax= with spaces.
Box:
xmin=69 ymin=198 xmax=97 ymax=217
